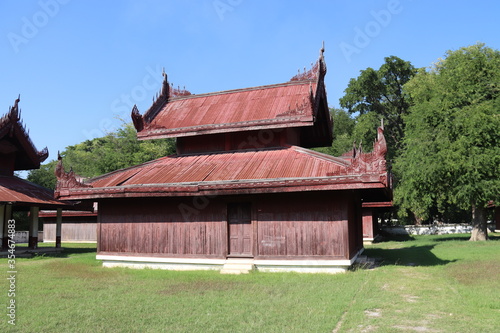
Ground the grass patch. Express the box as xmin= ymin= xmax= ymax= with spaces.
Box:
xmin=1 ymin=235 xmax=499 ymax=332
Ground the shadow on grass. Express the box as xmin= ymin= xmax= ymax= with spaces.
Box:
xmin=373 ymin=231 xmax=415 ymax=243
xmin=5 ymin=245 xmax=97 ymax=259
xmin=433 ymin=233 xmax=500 ymax=242
xmin=363 ymin=244 xmax=456 ymax=267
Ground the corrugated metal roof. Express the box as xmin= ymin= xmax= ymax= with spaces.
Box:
xmin=138 ymin=81 xmax=317 ymax=139
xmin=0 ymin=176 xmax=67 ymax=207
xmin=39 ymin=210 xmax=97 ymax=218
xmin=89 ymin=146 xmax=349 ymax=188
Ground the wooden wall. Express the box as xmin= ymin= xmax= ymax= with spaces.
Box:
xmin=97 ymin=191 xmax=360 ymax=260
xmin=43 ymin=223 xmax=97 ymax=242
xmin=254 ymin=192 xmax=349 ymax=259
xmin=362 ymin=208 xmax=374 ymax=239
xmin=176 ymin=128 xmax=300 ymax=155
xmin=347 ymin=196 xmax=363 ymax=257
xmin=98 ymin=198 xmax=227 ymax=258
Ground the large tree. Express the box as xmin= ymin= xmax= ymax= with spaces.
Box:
xmin=395 ymin=43 xmax=500 ymax=240
xmin=28 ymin=123 xmax=175 ymax=189
xmin=340 ymin=56 xmax=416 ymax=160
xmin=314 ymin=108 xmax=355 ymax=157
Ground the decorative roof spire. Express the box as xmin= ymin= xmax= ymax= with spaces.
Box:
xmin=131 ymin=104 xmax=144 ymax=132
xmin=290 ymin=42 xmax=326 ymax=82
xmin=8 ymin=95 xmax=21 ymax=121
xmin=1 ymin=95 xmax=49 ymax=166
xmin=55 ymin=152 xmax=91 ymax=198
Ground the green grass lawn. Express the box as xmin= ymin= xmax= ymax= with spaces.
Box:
xmin=1 ymin=234 xmax=499 ymax=332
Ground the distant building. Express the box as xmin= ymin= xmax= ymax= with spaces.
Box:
xmin=40 ymin=204 xmax=97 ymax=243
xmin=55 ymin=47 xmax=392 ymax=273
xmin=0 ymin=97 xmax=68 ymax=249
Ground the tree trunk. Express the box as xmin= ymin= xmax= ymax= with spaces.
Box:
xmin=469 ymin=203 xmax=488 ymax=241
xmin=412 ymin=211 xmax=423 ymax=226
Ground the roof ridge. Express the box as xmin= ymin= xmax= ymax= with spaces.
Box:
xmin=290 ymin=146 xmax=351 ymax=166
xmin=167 ymin=80 xmax=316 ymax=101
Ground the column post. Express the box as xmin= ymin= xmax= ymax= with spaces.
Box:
xmin=2 ymin=205 xmax=12 ymax=249
xmin=29 ymin=206 xmax=39 ymax=249
xmin=0 ymin=205 xmax=5 ymax=249
xmin=55 ymin=208 xmax=62 ymax=248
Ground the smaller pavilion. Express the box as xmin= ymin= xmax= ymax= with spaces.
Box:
xmin=0 ymin=97 xmax=69 ymax=250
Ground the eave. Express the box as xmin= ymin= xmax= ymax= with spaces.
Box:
xmin=137 ymin=116 xmax=314 ymax=140
xmin=55 ymin=174 xmax=389 ymax=201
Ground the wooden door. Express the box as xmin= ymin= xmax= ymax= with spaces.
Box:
xmin=227 ymin=203 xmax=253 ymax=257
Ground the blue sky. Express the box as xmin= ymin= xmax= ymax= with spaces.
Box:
xmin=1 ymin=0 xmax=499 ymax=165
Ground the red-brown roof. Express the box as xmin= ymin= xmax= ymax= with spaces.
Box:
xmin=39 ymin=210 xmax=97 ymax=218
xmin=362 ymin=201 xmax=393 ymax=208
xmin=138 ymin=81 xmax=317 ymax=139
xmin=55 ymin=144 xmax=390 ymax=201
xmin=0 ymin=175 xmax=67 ymax=207
xmin=132 ymin=50 xmax=331 ymax=145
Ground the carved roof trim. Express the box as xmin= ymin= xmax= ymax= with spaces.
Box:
xmin=0 ymin=96 xmax=49 ymax=165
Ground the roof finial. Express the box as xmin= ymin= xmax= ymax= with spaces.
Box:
xmin=321 ymin=41 xmax=325 ymax=55
xmin=13 ymin=95 xmax=20 ymax=110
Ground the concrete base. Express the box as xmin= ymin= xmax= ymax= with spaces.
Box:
xmin=97 ymin=255 xmax=226 ymax=271
xmin=363 ymin=235 xmax=381 ymax=245
xmin=220 ymin=258 xmax=254 ymax=274
xmin=97 ymin=251 xmax=363 ymax=274
xmin=363 ymin=238 xmax=375 ymax=245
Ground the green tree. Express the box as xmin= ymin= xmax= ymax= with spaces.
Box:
xmin=395 ymin=43 xmax=500 ymax=240
xmin=27 ymin=123 xmax=176 ymax=188
xmin=340 ymin=56 xmax=416 ymax=160
xmin=314 ymin=108 xmax=355 ymax=156
xmin=27 ymin=160 xmax=58 ymax=190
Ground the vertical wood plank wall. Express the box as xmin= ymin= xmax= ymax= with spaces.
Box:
xmin=255 ymin=192 xmax=349 ymax=259
xmin=98 ymin=198 xmax=227 ymax=258
xmin=98 ymin=191 xmax=358 ymax=260
xmin=43 ymin=223 xmax=97 ymax=242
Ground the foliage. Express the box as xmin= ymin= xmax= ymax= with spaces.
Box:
xmin=340 ymin=56 xmax=417 ymax=159
xmin=27 ymin=123 xmax=175 ymax=189
xmin=351 ymin=111 xmax=380 ymax=151
xmin=27 ymin=160 xmax=58 ymax=190
xmin=314 ymin=108 xmax=355 ymax=156
xmin=395 ymin=43 xmax=500 ymax=239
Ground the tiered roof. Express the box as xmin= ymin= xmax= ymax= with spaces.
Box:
xmin=55 ymin=141 xmax=390 ymax=200
xmin=55 ymin=47 xmax=391 ymax=202
xmin=131 ymin=47 xmax=332 ymax=147
xmin=0 ymin=97 xmax=66 ymax=207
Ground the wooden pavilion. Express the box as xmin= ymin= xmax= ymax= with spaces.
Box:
xmin=40 ymin=205 xmax=97 ymax=243
xmin=55 ymin=47 xmax=392 ymax=273
xmin=0 ymin=97 xmax=69 ymax=249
